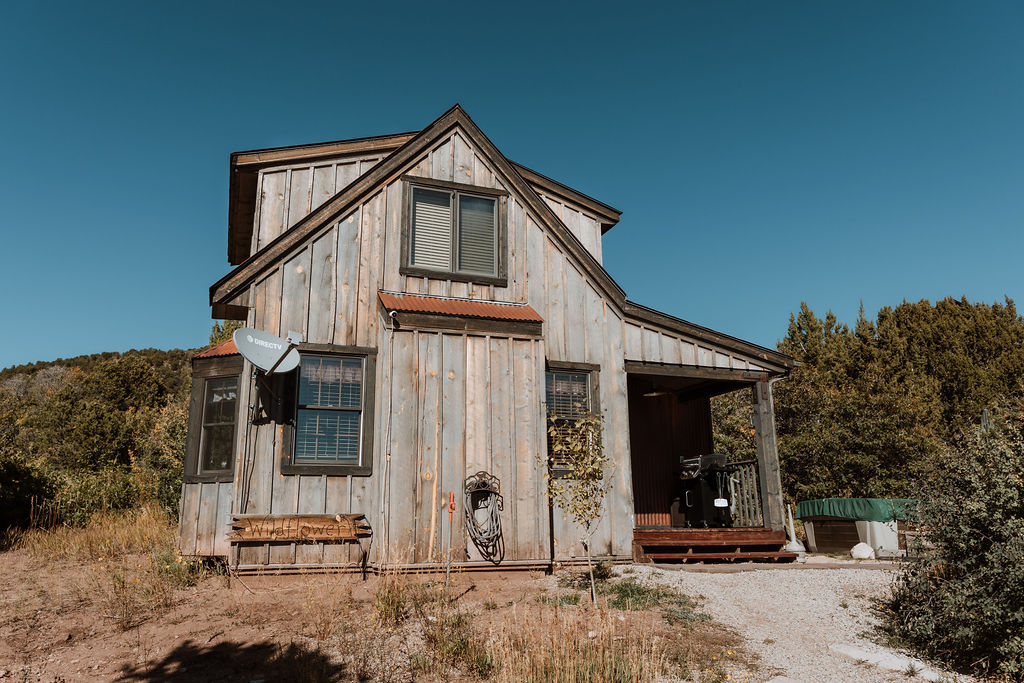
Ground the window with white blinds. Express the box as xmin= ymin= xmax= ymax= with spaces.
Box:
xmin=294 ymin=355 xmax=364 ymax=466
xmin=411 ymin=187 xmax=452 ymax=270
xmin=409 ymin=183 xmax=498 ymax=277
xmin=545 ymin=370 xmax=593 ymax=473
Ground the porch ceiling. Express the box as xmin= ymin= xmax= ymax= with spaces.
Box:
xmin=626 ymin=372 xmax=750 ymax=402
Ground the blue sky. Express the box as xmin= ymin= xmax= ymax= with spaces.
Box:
xmin=1 ymin=1 xmax=1021 ymax=369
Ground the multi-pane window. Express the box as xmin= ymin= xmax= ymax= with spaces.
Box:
xmin=410 ymin=185 xmax=497 ymax=277
xmin=294 ymin=355 xmax=364 ymax=465
xmin=545 ymin=370 xmax=592 ymax=472
xmin=198 ymin=376 xmax=238 ymax=474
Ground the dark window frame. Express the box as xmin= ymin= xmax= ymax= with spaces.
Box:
xmin=545 ymin=361 xmax=601 ymax=477
xmin=399 ymin=175 xmax=509 ymax=287
xmin=184 ymin=354 xmax=244 ymax=484
xmin=280 ymin=344 xmax=376 ymax=477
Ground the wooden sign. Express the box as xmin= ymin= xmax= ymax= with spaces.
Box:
xmin=229 ymin=513 xmax=372 ymax=543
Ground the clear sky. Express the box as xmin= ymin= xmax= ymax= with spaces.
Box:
xmin=1 ymin=1 xmax=1021 ymax=369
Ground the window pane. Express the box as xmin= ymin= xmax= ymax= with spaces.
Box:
xmin=457 ymin=195 xmax=496 ymax=274
xmin=203 ymin=377 xmax=238 ymax=424
xmin=295 ymin=409 xmax=360 ymax=464
xmin=199 ymin=376 xmax=237 ymax=474
xmin=201 ymin=424 xmax=234 ymax=473
xmin=546 ymin=371 xmax=589 ymax=417
xmin=411 ymin=187 xmax=452 ymax=270
xmin=299 ymin=357 xmax=361 ymax=408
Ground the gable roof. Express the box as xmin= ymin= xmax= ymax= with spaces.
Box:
xmin=211 ymin=105 xmax=795 ymax=373
xmin=226 ymin=129 xmax=622 ymax=265
xmin=227 ymin=132 xmax=417 ymax=265
xmin=212 ymin=104 xmax=628 ymax=307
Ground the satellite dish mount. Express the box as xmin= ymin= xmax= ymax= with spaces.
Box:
xmin=233 ymin=327 xmax=304 ymax=424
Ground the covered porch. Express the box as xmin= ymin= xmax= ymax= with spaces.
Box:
xmin=625 ymin=362 xmax=795 ymax=563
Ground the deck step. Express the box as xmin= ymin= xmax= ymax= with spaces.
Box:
xmin=632 ymin=527 xmax=798 ymax=564
xmin=645 ymin=550 xmax=799 ymax=561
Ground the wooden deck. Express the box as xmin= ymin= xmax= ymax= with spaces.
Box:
xmin=632 ymin=527 xmax=798 ymax=563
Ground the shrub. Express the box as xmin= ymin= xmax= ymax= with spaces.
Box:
xmin=883 ymin=419 xmax=1024 ymax=678
xmin=0 ymin=451 xmax=54 ymax=535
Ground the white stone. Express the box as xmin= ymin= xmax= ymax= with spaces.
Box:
xmin=850 ymin=542 xmax=876 ymax=559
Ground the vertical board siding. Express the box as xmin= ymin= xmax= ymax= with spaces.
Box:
xmin=386 ymin=331 xmax=418 ymax=563
xmin=335 ymin=213 xmax=360 ymax=347
xmin=222 ymin=123 xmax=789 ymax=568
xmin=287 ymin=167 xmax=312 ymax=227
xmin=307 ymin=229 xmax=336 ymax=344
xmin=195 ymin=483 xmax=220 ymax=556
xmin=213 ymin=482 xmax=234 ymax=557
xmin=246 ymin=154 xmax=385 ymax=261
xmin=256 ymin=171 xmax=287 ymax=252
xmin=415 ymin=332 xmax=442 ymax=563
xmin=488 ymin=337 xmax=516 ymax=559
xmin=178 ymin=485 xmax=201 ymax=555
xmin=441 ymin=334 xmax=468 ymax=562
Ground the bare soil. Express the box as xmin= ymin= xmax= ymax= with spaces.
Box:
xmin=0 ymin=551 xmax=748 ymax=682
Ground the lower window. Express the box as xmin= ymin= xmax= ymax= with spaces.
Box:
xmin=295 ymin=356 xmax=363 ymax=464
xmin=185 ymin=353 xmax=243 ymax=483
xmin=545 ymin=365 xmax=599 ymax=474
xmin=199 ymin=376 xmax=238 ymax=474
xmin=283 ymin=349 xmax=376 ymax=475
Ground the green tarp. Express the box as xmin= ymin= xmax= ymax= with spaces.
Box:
xmin=796 ymin=498 xmax=917 ymax=522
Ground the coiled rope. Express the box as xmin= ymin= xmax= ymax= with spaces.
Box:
xmin=464 ymin=471 xmax=504 ymax=564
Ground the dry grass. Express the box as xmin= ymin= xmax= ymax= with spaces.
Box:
xmin=15 ymin=504 xmax=176 ymax=563
xmin=491 ymin=604 xmax=670 ymax=682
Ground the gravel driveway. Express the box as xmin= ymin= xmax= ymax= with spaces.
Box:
xmin=629 ymin=563 xmax=970 ymax=682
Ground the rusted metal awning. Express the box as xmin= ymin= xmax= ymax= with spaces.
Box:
xmin=378 ymin=292 xmax=543 ymax=322
xmin=378 ymin=292 xmax=543 ymax=335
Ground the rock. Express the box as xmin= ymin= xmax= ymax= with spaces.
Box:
xmin=850 ymin=543 xmax=875 ymax=559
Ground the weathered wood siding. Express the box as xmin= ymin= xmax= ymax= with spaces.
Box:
xmin=177 ymin=481 xmax=234 ymax=557
xmin=621 ymin=320 xmax=769 ymax=372
xmin=252 ymin=153 xmax=387 ymax=255
xmin=202 ymin=123 xmax=783 ymax=566
xmin=541 ymin=195 xmax=603 ymax=264
xmin=375 ymin=331 xmax=548 ymax=564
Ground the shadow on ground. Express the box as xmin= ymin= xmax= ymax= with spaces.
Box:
xmin=118 ymin=639 xmax=342 ymax=682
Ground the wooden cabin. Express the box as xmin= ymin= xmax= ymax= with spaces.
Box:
xmin=178 ymin=105 xmax=797 ymax=571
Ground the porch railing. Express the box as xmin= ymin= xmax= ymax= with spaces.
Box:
xmin=726 ymin=459 xmax=764 ymax=527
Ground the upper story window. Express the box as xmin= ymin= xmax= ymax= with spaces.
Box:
xmin=401 ymin=177 xmax=507 ymax=287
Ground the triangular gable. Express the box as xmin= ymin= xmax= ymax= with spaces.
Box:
xmin=209 ymin=104 xmax=794 ymax=373
xmin=210 ymin=104 xmax=627 ymax=311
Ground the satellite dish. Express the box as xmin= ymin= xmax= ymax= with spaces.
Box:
xmin=233 ymin=327 xmax=302 ymax=374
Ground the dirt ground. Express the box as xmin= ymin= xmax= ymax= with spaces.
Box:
xmin=0 ymin=550 xmax=750 ymax=682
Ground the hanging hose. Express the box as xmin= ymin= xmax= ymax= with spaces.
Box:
xmin=464 ymin=471 xmax=504 ymax=564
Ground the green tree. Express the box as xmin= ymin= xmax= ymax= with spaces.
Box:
xmin=210 ymin=319 xmax=243 ymax=346
xmin=772 ymin=303 xmax=943 ymax=501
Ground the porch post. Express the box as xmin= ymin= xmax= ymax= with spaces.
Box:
xmin=753 ymin=379 xmax=785 ymax=531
